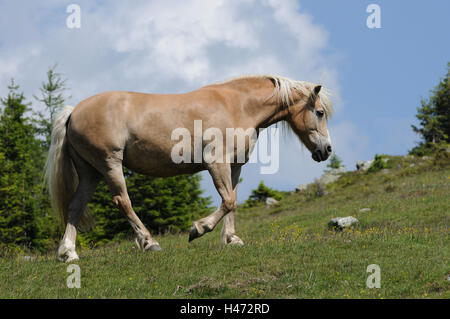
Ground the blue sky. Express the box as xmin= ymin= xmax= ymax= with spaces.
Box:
xmin=0 ymin=1 xmax=449 ymax=205
xmin=301 ymin=0 xmax=450 ymax=155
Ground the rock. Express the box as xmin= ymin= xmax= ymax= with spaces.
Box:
xmin=381 ymin=169 xmax=390 ymax=174
xmin=295 ymin=184 xmax=307 ymax=192
xmin=409 ymin=163 xmax=416 ymax=168
xmin=421 ymin=156 xmax=430 ymax=160
xmin=319 ymin=174 xmax=340 ymax=185
xmin=329 ymin=166 xmax=346 ymax=174
xmin=359 ymin=208 xmax=371 ymax=213
xmin=328 ymin=216 xmax=359 ymax=230
xmin=356 ymin=160 xmax=373 ymax=171
xmin=319 ymin=166 xmax=346 ymax=185
xmin=265 ymin=197 xmax=279 ymax=207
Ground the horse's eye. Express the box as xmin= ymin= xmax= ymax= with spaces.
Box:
xmin=316 ymin=110 xmax=324 ymax=118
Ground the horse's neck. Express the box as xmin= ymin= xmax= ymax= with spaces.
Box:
xmin=256 ymin=104 xmax=289 ymax=129
xmin=232 ymin=79 xmax=289 ymax=130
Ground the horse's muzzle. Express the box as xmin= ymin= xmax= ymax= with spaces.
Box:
xmin=312 ymin=145 xmax=332 ymax=162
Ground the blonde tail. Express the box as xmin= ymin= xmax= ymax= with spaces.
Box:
xmin=44 ymin=106 xmax=93 ymax=231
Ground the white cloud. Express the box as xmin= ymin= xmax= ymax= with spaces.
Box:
xmin=0 ymin=47 xmax=41 ymax=87
xmin=0 ymin=0 xmax=341 ymax=97
xmin=0 ymin=0 xmax=347 ymax=204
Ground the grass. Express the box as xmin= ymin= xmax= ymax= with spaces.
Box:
xmin=0 ymin=154 xmax=449 ymax=298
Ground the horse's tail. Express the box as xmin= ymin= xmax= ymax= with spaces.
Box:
xmin=44 ymin=106 xmax=94 ymax=231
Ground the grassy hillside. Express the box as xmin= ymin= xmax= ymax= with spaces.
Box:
xmin=0 ymin=153 xmax=449 ymax=298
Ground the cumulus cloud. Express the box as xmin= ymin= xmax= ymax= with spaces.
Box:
xmin=90 ymin=0 xmax=341 ymax=92
xmin=0 ymin=0 xmax=341 ymax=98
xmin=0 ymin=0 xmax=359 ymax=204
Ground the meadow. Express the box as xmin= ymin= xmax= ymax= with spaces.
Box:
xmin=0 ymin=153 xmax=448 ymax=298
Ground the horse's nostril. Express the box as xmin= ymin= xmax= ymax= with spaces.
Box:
xmin=327 ymin=145 xmax=332 ymax=153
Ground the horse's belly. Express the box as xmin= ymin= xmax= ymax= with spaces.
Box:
xmin=123 ymin=144 xmax=205 ymax=177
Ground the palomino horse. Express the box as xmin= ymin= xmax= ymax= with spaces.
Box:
xmin=45 ymin=74 xmax=333 ymax=262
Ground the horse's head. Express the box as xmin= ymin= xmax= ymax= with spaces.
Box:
xmin=286 ymin=85 xmax=332 ymax=162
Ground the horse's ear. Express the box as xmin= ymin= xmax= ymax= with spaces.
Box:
xmin=313 ymin=85 xmax=322 ymax=96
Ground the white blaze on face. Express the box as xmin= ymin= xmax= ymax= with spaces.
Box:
xmin=326 ymin=128 xmax=332 ymax=147
xmin=309 ymin=131 xmax=322 ymax=150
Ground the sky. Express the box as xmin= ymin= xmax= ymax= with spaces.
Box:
xmin=0 ymin=0 xmax=449 ymax=205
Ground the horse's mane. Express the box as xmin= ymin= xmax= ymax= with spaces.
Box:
xmin=219 ymin=74 xmax=334 ymax=119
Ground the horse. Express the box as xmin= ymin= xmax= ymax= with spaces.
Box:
xmin=45 ymin=74 xmax=333 ymax=262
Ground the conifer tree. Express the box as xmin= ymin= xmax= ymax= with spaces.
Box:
xmin=0 ymin=80 xmax=42 ymax=252
xmin=411 ymin=63 xmax=450 ymax=154
xmin=33 ymin=65 xmax=69 ymax=149
xmin=245 ymin=181 xmax=283 ymax=207
xmin=326 ymin=154 xmax=344 ymax=169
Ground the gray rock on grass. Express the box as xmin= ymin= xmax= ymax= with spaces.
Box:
xmin=265 ymin=197 xmax=280 ymax=207
xmin=328 ymin=216 xmax=359 ymax=230
xmin=356 ymin=160 xmax=374 ymax=171
xmin=319 ymin=166 xmax=346 ymax=185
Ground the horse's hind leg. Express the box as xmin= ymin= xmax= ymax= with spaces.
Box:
xmin=57 ymin=147 xmax=100 ymax=262
xmin=104 ymin=164 xmax=161 ymax=251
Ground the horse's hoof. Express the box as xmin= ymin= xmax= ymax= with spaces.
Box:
xmin=189 ymin=224 xmax=200 ymax=242
xmin=147 ymin=244 xmax=162 ymax=251
xmin=65 ymin=255 xmax=80 ymax=263
xmin=57 ymin=252 xmax=79 ymax=263
xmin=225 ymin=235 xmax=244 ymax=246
xmin=228 ymin=238 xmax=244 ymax=246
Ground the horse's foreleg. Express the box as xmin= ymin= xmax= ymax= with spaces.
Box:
xmin=104 ymin=165 xmax=161 ymax=251
xmin=189 ymin=164 xmax=239 ymax=242
xmin=221 ymin=167 xmax=244 ymax=245
xmin=221 ymin=210 xmax=244 ymax=245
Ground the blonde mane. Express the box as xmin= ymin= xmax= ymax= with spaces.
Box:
xmin=220 ymin=74 xmax=334 ymax=118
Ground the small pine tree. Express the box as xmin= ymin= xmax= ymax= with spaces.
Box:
xmin=411 ymin=63 xmax=449 ymax=155
xmin=432 ymin=63 xmax=449 ymax=142
xmin=33 ymin=65 xmax=70 ymax=149
xmin=367 ymin=154 xmax=392 ymax=173
xmin=326 ymin=154 xmax=343 ymax=169
xmin=245 ymin=181 xmax=283 ymax=207
xmin=411 ymin=98 xmax=445 ymax=144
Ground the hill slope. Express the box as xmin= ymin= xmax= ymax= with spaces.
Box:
xmin=0 ymin=153 xmax=449 ymax=298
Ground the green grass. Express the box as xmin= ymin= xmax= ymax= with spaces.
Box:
xmin=0 ymin=154 xmax=449 ymax=298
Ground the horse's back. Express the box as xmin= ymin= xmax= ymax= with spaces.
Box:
xmin=66 ymin=90 xmax=229 ymax=176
